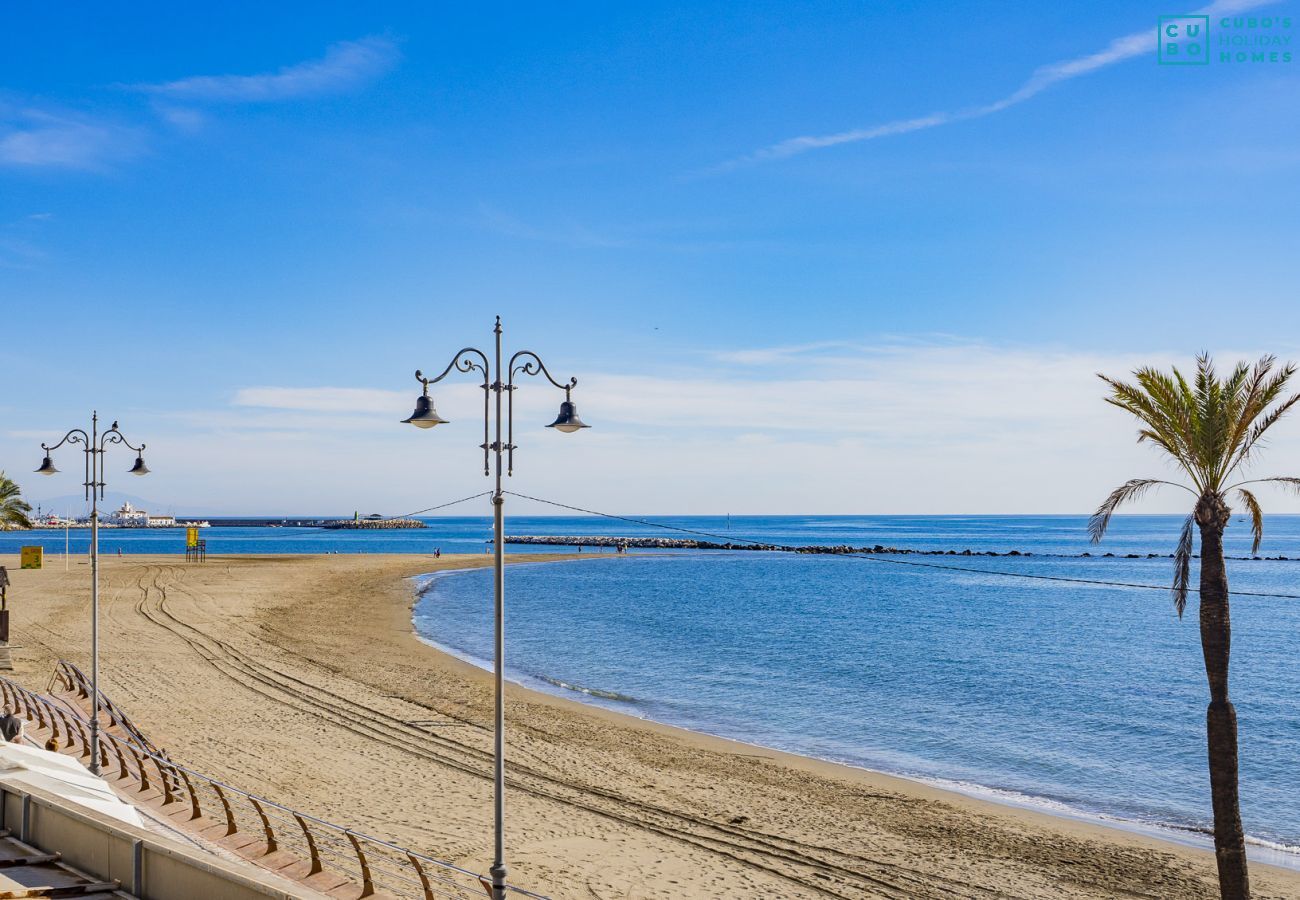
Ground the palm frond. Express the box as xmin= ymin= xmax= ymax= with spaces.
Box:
xmin=1089 ymin=479 xmax=1168 ymax=544
xmin=0 ymin=472 xmax=33 ymax=530
xmin=1172 ymin=514 xmax=1195 ymax=618
xmin=1235 ymin=487 xmax=1265 ymax=555
xmin=1231 ymin=476 xmax=1300 ymax=495
xmin=1135 ymin=428 xmax=1182 ymax=459
xmin=1216 ymin=360 xmax=1260 ymax=476
xmin=1099 ymin=356 xmax=1299 ymax=580
xmin=1193 ymin=356 xmax=1218 ymax=473
xmin=1101 ymin=373 xmax=1199 ymax=485
xmin=1231 ymin=390 xmax=1300 ymax=472
xmin=1217 ymin=358 xmax=1293 ymax=481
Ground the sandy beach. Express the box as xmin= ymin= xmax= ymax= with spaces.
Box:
xmin=3 ymin=551 xmax=1298 ymax=899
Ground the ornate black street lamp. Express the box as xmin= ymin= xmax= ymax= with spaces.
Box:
xmin=402 ymin=316 xmax=587 ymax=898
xmin=35 ymin=412 xmax=149 ymax=773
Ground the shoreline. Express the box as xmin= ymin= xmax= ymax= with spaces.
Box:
xmin=413 ymin=562 xmax=1300 ymax=874
xmin=9 ymin=551 xmax=1300 ymax=898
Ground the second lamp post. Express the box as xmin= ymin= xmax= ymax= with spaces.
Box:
xmin=402 ymin=316 xmax=588 ymax=900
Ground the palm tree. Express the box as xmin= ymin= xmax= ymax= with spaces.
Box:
xmin=0 ymin=472 xmax=33 ymax=531
xmin=1090 ymin=354 xmax=1300 ymax=900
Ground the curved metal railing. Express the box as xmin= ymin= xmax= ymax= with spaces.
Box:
xmin=1 ymin=674 xmax=549 ymax=900
xmin=49 ymin=659 xmax=161 ymax=756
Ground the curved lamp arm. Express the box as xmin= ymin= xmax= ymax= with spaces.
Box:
xmin=505 ymin=351 xmax=579 ymax=476
xmin=98 ymin=424 xmax=149 ymax=496
xmin=508 ymin=351 xmax=577 ymax=393
xmin=413 ymin=347 xmax=492 ymax=475
xmin=416 ymin=348 xmax=490 ymax=386
xmin=41 ymin=429 xmax=90 ymax=454
xmin=39 ymin=429 xmax=91 ymax=499
xmin=101 ymin=424 xmax=146 ymax=454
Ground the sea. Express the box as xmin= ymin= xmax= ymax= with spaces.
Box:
xmin=6 ymin=514 xmax=1300 ymax=864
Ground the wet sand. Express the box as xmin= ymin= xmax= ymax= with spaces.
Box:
xmin=4 ymin=552 xmax=1298 ymax=899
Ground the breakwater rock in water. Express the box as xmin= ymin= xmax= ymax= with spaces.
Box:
xmin=502 ymin=536 xmax=1298 ymax=561
xmin=322 ymin=519 xmax=426 ymax=530
xmin=503 ymin=535 xmax=1038 ymax=555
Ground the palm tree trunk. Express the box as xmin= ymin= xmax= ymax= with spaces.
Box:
xmin=1197 ymin=496 xmax=1250 ymax=900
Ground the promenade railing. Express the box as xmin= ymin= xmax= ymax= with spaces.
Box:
xmin=49 ymin=659 xmax=161 ymax=756
xmin=0 ymin=673 xmax=549 ymax=900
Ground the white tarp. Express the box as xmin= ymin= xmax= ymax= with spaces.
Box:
xmin=0 ymin=741 xmax=144 ymax=826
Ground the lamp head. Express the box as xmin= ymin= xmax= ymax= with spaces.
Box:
xmin=35 ymin=455 xmax=58 ymax=475
xmin=128 ymin=454 xmax=150 ymax=476
xmin=547 ymin=399 xmax=590 ymax=433
xmin=402 ymin=390 xmax=449 ymax=429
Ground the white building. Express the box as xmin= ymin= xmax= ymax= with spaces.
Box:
xmin=106 ymin=502 xmax=148 ymax=526
xmin=104 ymin=502 xmax=175 ymax=527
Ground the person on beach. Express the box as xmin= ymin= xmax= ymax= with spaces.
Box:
xmin=0 ymin=710 xmax=24 ymax=743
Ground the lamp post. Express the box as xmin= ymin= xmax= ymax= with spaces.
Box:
xmin=402 ymin=316 xmax=587 ymax=899
xmin=35 ymin=412 xmax=149 ymax=774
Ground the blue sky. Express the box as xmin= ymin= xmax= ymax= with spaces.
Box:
xmin=3 ymin=1 xmax=1300 ymax=516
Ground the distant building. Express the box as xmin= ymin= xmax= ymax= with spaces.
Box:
xmin=106 ymin=502 xmax=149 ymax=526
xmin=105 ymin=502 xmax=175 ymax=528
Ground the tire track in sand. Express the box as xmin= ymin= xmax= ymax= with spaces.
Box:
xmin=128 ymin=564 xmax=1095 ymax=900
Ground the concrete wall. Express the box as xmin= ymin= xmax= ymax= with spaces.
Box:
xmin=0 ymin=779 xmax=316 ymax=899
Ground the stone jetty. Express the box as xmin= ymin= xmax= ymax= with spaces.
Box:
xmin=502 ymin=536 xmax=1296 ymax=562
xmin=504 ymin=535 xmax=1039 ymax=555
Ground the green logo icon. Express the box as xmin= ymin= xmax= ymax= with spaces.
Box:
xmin=1159 ymin=15 xmax=1210 ymax=64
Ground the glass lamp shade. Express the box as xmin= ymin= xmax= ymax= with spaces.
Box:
xmin=402 ymin=393 xmax=449 ymax=429
xmin=35 ymin=455 xmax=59 ymax=475
xmin=547 ymin=400 xmax=590 ymax=433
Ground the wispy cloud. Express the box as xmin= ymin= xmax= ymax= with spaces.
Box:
xmin=131 ymin=36 xmax=400 ymax=103
xmin=151 ymin=104 xmax=208 ymax=134
xmin=577 ymin=342 xmax=1142 ymax=440
xmin=0 ymin=107 xmax=142 ymax=169
xmin=0 ymin=211 xmax=53 ymax=268
xmin=714 ymin=340 xmax=864 ymax=366
xmin=60 ymin=340 xmax=1296 ymax=515
xmin=718 ymin=0 xmax=1278 ymax=171
xmin=11 ymin=341 xmax=1300 ymax=515
xmin=479 ymin=206 xmax=634 ymax=249
xmin=0 ymin=237 xmax=45 ymax=269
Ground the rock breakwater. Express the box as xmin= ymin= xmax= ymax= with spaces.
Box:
xmin=502 ymin=535 xmax=1297 ymax=561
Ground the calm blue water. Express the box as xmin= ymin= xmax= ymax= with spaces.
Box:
xmin=8 ymin=514 xmax=1300 ymax=859
xmin=6 ymin=512 xmax=1299 ymax=557
xmin=407 ymin=515 xmax=1300 ymax=862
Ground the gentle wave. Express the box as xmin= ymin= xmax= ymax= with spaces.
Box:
xmin=866 ymin=773 xmax=1300 ymax=868
xmin=536 ymin=675 xmax=637 ymax=702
